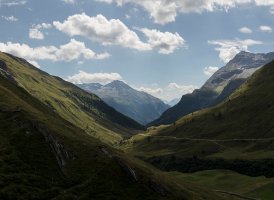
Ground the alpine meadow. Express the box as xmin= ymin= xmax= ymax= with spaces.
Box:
xmin=1 ymin=0 xmax=274 ymax=200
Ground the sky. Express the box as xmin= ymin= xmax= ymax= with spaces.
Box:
xmin=0 ymin=0 xmax=274 ymax=101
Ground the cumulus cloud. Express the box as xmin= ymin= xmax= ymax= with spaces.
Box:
xmin=53 ymin=13 xmax=150 ymax=51
xmin=29 ymin=23 xmax=52 ymax=40
xmin=97 ymin=0 xmax=274 ymax=24
xmin=239 ymin=26 xmax=252 ymax=34
xmin=259 ymin=25 xmax=272 ymax=33
xmin=67 ymin=71 xmax=122 ymax=84
xmin=53 ymin=13 xmax=185 ymax=54
xmin=138 ymin=87 xmax=164 ymax=95
xmin=204 ymin=66 xmax=219 ymax=76
xmin=135 ymin=82 xmax=198 ymax=101
xmin=29 ymin=28 xmax=44 ymax=40
xmin=138 ymin=28 xmax=185 ymax=54
xmin=0 ymin=39 xmax=110 ymax=68
xmin=208 ymin=39 xmax=262 ymax=63
xmin=2 ymin=16 xmax=18 ymax=22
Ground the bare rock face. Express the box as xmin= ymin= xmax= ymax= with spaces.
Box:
xmin=116 ymin=158 xmax=138 ymax=182
xmin=0 ymin=60 xmax=7 ymax=71
xmin=36 ymin=126 xmax=71 ymax=172
xmin=0 ymin=60 xmax=17 ymax=84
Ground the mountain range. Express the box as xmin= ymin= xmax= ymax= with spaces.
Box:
xmin=78 ymin=81 xmax=170 ymax=125
xmin=1 ymin=50 xmax=274 ymax=199
xmin=127 ymin=60 xmax=274 ymax=176
xmin=0 ymin=52 xmax=228 ymax=200
xmin=149 ymin=51 xmax=274 ymax=126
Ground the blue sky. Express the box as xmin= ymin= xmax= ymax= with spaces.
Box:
xmin=0 ymin=0 xmax=274 ymax=101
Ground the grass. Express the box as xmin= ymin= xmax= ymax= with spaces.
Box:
xmin=169 ymin=170 xmax=274 ymax=200
xmin=124 ymin=61 xmax=274 ymax=161
xmin=0 ymin=53 xmax=228 ymax=199
xmin=0 ymin=52 xmax=144 ymax=145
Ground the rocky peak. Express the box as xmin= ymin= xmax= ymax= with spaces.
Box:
xmin=106 ymin=80 xmax=131 ymax=90
xmin=202 ymin=51 xmax=274 ymax=92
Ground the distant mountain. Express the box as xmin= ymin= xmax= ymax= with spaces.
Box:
xmin=149 ymin=51 xmax=274 ymax=126
xmin=0 ymin=52 xmax=224 ymax=200
xmin=165 ymin=98 xmax=180 ymax=106
xmin=129 ymin=60 xmax=274 ymax=177
xmin=0 ymin=52 xmax=144 ymax=145
xmin=78 ymin=81 xmax=170 ymax=125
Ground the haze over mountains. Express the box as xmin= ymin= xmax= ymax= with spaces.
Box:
xmin=149 ymin=51 xmax=274 ymax=126
xmin=126 ymin=60 xmax=274 ymax=181
xmin=1 ymin=50 xmax=274 ymax=199
xmin=78 ymin=80 xmax=170 ymax=125
xmin=0 ymin=52 xmax=228 ymax=200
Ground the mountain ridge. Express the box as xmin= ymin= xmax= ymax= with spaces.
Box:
xmin=0 ymin=52 xmax=144 ymax=144
xmin=149 ymin=51 xmax=274 ymax=127
xmin=0 ymin=51 xmax=226 ymax=200
xmin=78 ymin=80 xmax=170 ymax=125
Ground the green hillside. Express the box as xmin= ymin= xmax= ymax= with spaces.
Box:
xmin=0 ymin=54 xmax=228 ymax=199
xmin=124 ymin=61 xmax=274 ymax=175
xmin=149 ymin=51 xmax=274 ymax=127
xmin=0 ymin=52 xmax=144 ymax=144
xmin=169 ymin=170 xmax=274 ymax=200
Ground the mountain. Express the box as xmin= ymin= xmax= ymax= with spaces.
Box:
xmin=126 ymin=60 xmax=274 ymax=178
xmin=78 ymin=81 xmax=170 ymax=125
xmin=0 ymin=52 xmax=145 ymax=145
xmin=0 ymin=52 xmax=228 ymax=199
xmin=165 ymin=98 xmax=180 ymax=106
xmin=149 ymin=51 xmax=274 ymax=126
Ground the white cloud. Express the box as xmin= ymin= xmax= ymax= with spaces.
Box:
xmin=28 ymin=60 xmax=41 ymax=68
xmin=53 ymin=13 xmax=150 ymax=51
xmin=97 ymin=0 xmax=274 ymax=24
xmin=2 ymin=16 xmax=18 ymax=22
xmin=270 ymin=6 xmax=274 ymax=13
xmin=29 ymin=28 xmax=44 ymax=40
xmin=0 ymin=39 xmax=110 ymax=67
xmin=135 ymin=83 xmax=198 ymax=101
xmin=138 ymin=28 xmax=186 ymax=54
xmin=239 ymin=26 xmax=252 ymax=34
xmin=203 ymin=66 xmax=219 ymax=76
xmin=0 ymin=0 xmax=26 ymax=7
xmin=208 ymin=39 xmax=262 ymax=63
xmin=29 ymin=23 xmax=52 ymax=40
xmin=62 ymin=0 xmax=75 ymax=4
xmin=138 ymin=87 xmax=164 ymax=95
xmin=168 ymin=82 xmax=198 ymax=93
xmin=53 ymin=13 xmax=185 ymax=54
xmin=259 ymin=25 xmax=272 ymax=33
xmin=67 ymin=71 xmax=122 ymax=84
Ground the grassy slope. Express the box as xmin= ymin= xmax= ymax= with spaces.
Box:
xmin=169 ymin=170 xmax=274 ymax=200
xmin=0 ymin=55 xmax=226 ymax=199
xmin=126 ymin=61 xmax=274 ymax=160
xmin=0 ymin=52 xmax=143 ymax=145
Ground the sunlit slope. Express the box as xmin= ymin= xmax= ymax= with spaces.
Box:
xmin=127 ymin=61 xmax=274 ymax=161
xmin=0 ymin=62 xmax=226 ymax=200
xmin=0 ymin=52 xmax=144 ymax=144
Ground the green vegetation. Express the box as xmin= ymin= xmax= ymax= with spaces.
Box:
xmin=169 ymin=170 xmax=274 ymax=200
xmin=0 ymin=52 xmax=144 ymax=145
xmin=126 ymin=61 xmax=274 ymax=161
xmin=0 ymin=53 xmax=227 ymax=199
